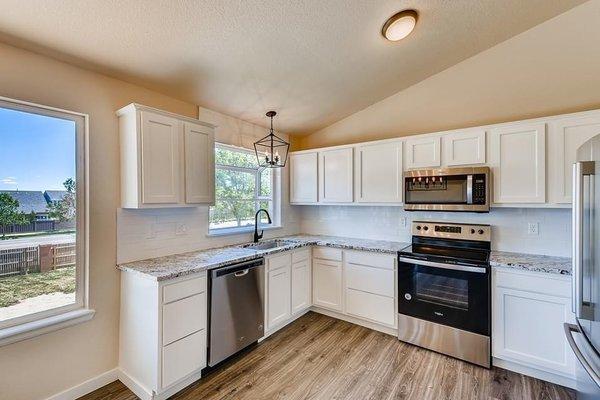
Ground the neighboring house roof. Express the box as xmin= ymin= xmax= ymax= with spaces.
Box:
xmin=44 ymin=190 xmax=68 ymax=204
xmin=0 ymin=190 xmax=49 ymax=214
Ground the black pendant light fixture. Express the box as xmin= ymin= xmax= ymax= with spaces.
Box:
xmin=254 ymin=111 xmax=289 ymax=168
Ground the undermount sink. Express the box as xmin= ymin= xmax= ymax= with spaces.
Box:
xmin=239 ymin=240 xmax=295 ymax=251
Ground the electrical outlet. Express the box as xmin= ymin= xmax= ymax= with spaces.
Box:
xmin=175 ymin=223 xmax=188 ymax=236
xmin=400 ymin=216 xmax=407 ymax=228
xmin=527 ymin=222 xmax=539 ymax=235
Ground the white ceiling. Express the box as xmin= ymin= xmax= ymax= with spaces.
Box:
xmin=0 ymin=0 xmax=586 ymax=134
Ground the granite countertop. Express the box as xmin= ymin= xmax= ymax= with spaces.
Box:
xmin=117 ymin=234 xmax=572 ymax=281
xmin=117 ymin=234 xmax=410 ymax=281
xmin=490 ymin=251 xmax=571 ymax=275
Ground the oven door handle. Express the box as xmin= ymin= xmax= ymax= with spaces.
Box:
xmin=398 ymin=257 xmax=487 ymax=274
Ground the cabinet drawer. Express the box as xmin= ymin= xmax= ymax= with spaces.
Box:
xmin=313 ymin=247 xmax=342 ymax=262
xmin=345 ymin=250 xmax=395 ymax=270
xmin=494 ymin=269 xmax=570 ymax=298
xmin=292 ymin=248 xmax=310 ymax=263
xmin=268 ymin=252 xmax=292 ymax=272
xmin=162 ymin=329 xmax=206 ymax=388
xmin=346 ymin=264 xmax=394 ymax=297
xmin=162 ymin=292 xmax=206 ymax=345
xmin=346 ymin=288 xmax=395 ymax=326
xmin=163 ymin=275 xmax=206 ymax=304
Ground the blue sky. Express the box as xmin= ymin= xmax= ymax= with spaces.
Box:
xmin=0 ymin=107 xmax=76 ymax=191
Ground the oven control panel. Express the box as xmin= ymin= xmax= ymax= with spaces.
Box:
xmin=412 ymin=221 xmax=491 ymax=242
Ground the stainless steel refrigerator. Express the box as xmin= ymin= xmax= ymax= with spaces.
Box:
xmin=566 ymin=134 xmax=600 ymax=399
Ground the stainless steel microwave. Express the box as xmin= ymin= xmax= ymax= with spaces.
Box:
xmin=403 ymin=167 xmax=490 ymax=212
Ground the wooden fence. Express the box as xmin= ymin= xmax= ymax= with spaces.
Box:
xmin=0 ymin=242 xmax=76 ymax=277
xmin=0 ymin=246 xmax=39 ymax=276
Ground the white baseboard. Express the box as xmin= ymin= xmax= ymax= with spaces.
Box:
xmin=492 ymin=358 xmax=577 ymax=389
xmin=310 ymin=306 xmax=397 ymax=336
xmin=117 ymin=368 xmax=153 ymax=400
xmin=45 ymin=368 xmax=119 ymax=400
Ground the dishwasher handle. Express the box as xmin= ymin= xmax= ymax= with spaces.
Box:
xmin=213 ymin=258 xmax=264 ymax=278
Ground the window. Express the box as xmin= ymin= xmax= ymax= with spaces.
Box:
xmin=209 ymin=144 xmax=280 ymax=234
xmin=0 ymin=97 xmax=89 ymax=341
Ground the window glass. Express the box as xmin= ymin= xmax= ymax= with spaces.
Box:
xmin=0 ymin=102 xmax=85 ymax=326
xmin=209 ymin=145 xmax=277 ymax=232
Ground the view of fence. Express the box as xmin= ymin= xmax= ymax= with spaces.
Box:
xmin=0 ymin=242 xmax=76 ymax=277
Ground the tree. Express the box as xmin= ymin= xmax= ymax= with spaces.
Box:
xmin=48 ymin=178 xmax=76 ymax=222
xmin=0 ymin=193 xmax=29 ymax=239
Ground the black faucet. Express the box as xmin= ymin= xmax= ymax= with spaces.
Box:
xmin=254 ymin=209 xmax=272 ymax=243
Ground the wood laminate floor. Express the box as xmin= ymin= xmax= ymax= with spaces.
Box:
xmin=80 ymin=312 xmax=575 ymax=400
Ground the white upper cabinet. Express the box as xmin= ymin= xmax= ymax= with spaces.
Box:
xmin=548 ymin=113 xmax=600 ymax=204
xmin=319 ymin=147 xmax=353 ymax=203
xmin=355 ymin=141 xmax=403 ymax=203
xmin=405 ymin=136 xmax=441 ymax=169
xmin=490 ymin=123 xmax=546 ymax=204
xmin=140 ymin=111 xmax=182 ymax=205
xmin=118 ymin=104 xmax=216 ymax=208
xmin=442 ymin=130 xmax=486 ymax=166
xmin=290 ymin=152 xmax=318 ymax=203
xmin=184 ymin=122 xmax=215 ymax=204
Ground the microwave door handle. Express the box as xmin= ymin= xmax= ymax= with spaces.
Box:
xmin=466 ymin=175 xmax=473 ymax=204
xmin=572 ymin=161 xmax=595 ymax=319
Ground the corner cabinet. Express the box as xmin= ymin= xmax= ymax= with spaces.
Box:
xmin=489 ymin=123 xmax=546 ymax=204
xmin=289 ymin=152 xmax=318 ymax=204
xmin=118 ymin=103 xmax=215 ymax=208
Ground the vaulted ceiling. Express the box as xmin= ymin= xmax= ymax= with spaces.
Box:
xmin=0 ymin=0 xmax=586 ymax=134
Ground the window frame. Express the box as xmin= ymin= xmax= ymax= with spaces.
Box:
xmin=0 ymin=96 xmax=91 ymax=341
xmin=209 ymin=143 xmax=281 ymax=235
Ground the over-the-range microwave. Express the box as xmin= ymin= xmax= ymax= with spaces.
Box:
xmin=403 ymin=166 xmax=490 ymax=212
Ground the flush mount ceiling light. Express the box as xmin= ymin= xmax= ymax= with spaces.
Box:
xmin=382 ymin=9 xmax=418 ymax=42
xmin=254 ymin=111 xmax=290 ymax=168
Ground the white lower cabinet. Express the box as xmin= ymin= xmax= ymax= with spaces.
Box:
xmin=119 ymin=271 xmax=207 ymax=400
xmin=492 ymin=268 xmax=576 ymax=384
xmin=312 ymin=255 xmax=343 ymax=311
xmin=266 ymin=255 xmax=292 ymax=330
xmin=344 ymin=251 xmax=396 ymax=327
xmin=265 ymin=248 xmax=311 ymax=334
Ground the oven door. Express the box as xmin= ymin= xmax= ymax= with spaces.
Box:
xmin=398 ymin=257 xmax=490 ymax=335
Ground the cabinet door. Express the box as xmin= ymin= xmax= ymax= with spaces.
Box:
xmin=319 ymin=148 xmax=353 ymax=203
xmin=267 ymin=265 xmax=291 ymax=330
xmin=443 ymin=130 xmax=486 ymax=166
xmin=355 ymin=141 xmax=403 ymax=203
xmin=184 ymin=122 xmax=214 ymax=204
xmin=549 ymin=115 xmax=600 ymax=203
xmin=312 ymin=259 xmax=342 ymax=311
xmin=291 ymin=259 xmax=311 ymax=314
xmin=290 ymin=152 xmax=318 ymax=203
xmin=490 ymin=123 xmax=546 ymax=203
xmin=405 ymin=136 xmax=441 ymax=169
xmin=140 ymin=111 xmax=182 ymax=204
xmin=493 ymin=286 xmax=575 ymax=377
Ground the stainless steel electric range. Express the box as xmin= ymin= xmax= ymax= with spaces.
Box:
xmin=397 ymin=221 xmax=491 ymax=368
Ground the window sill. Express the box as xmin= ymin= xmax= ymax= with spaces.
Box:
xmin=0 ymin=308 xmax=95 ymax=347
xmin=206 ymin=225 xmax=283 ymax=238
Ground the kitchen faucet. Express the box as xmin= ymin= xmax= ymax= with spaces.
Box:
xmin=254 ymin=209 xmax=272 ymax=243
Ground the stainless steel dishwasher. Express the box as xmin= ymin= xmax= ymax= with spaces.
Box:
xmin=208 ymin=258 xmax=264 ymax=366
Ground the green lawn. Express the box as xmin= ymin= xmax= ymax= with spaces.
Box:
xmin=0 ymin=267 xmax=75 ymax=308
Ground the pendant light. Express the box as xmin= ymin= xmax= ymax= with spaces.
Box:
xmin=254 ymin=111 xmax=289 ymax=168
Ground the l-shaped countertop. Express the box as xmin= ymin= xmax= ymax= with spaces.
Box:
xmin=117 ymin=234 xmax=572 ymax=281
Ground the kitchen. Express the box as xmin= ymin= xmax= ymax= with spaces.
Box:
xmin=0 ymin=2 xmax=599 ymax=400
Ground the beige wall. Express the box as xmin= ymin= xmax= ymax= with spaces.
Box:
xmin=0 ymin=42 xmax=197 ymax=400
xmin=295 ymin=0 xmax=600 ymax=150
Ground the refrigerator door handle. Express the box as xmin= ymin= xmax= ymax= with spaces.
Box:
xmin=564 ymin=323 xmax=600 ymax=387
xmin=572 ymin=161 xmax=595 ymax=319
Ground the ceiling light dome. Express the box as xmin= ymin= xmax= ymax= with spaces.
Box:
xmin=382 ymin=9 xmax=418 ymax=42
